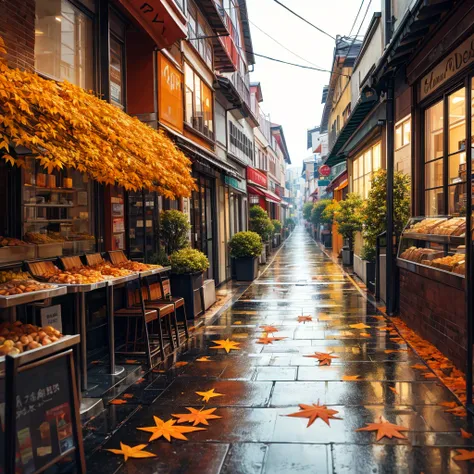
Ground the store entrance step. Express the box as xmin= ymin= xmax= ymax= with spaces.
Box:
xmin=80 ymin=397 xmax=104 ymax=421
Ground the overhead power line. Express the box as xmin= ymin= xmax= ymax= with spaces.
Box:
xmin=347 ymin=0 xmax=373 ymax=61
xmin=348 ymin=0 xmax=365 ymax=37
xmin=272 ymin=0 xmax=336 ymax=41
xmin=238 ymin=47 xmax=350 ymax=77
xmin=248 ymin=19 xmax=325 ymax=70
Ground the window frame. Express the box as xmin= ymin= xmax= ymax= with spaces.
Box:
xmin=395 ymin=116 xmax=411 ymax=151
xmin=421 ymin=84 xmax=468 ymax=216
xmin=351 ymin=141 xmax=382 ymax=199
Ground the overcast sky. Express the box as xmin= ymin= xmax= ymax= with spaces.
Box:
xmin=247 ymin=0 xmax=379 ymax=166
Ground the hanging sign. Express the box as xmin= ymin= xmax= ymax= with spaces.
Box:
xmin=225 ymin=176 xmax=247 ymax=193
xmin=420 ymin=35 xmax=474 ymax=100
xmin=318 ymin=179 xmax=330 ymax=186
xmin=247 ymin=167 xmax=268 ymax=188
xmin=319 ymin=165 xmax=331 ymax=177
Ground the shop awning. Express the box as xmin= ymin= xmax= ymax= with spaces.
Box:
xmin=248 ymin=185 xmax=281 ymax=204
xmin=0 ymin=50 xmax=195 ymax=198
xmin=325 ymin=90 xmax=378 ymax=167
xmin=335 ymin=179 xmax=348 ymax=191
xmin=326 ymin=169 xmax=348 ymax=193
xmin=159 ymin=122 xmax=240 ymax=178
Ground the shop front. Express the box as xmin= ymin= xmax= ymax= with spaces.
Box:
xmin=247 ymin=166 xmax=281 ymax=215
xmin=397 ymin=22 xmax=474 ymax=370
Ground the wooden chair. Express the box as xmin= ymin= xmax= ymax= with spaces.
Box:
xmin=145 ymin=275 xmax=189 ymax=342
xmin=114 ymin=279 xmax=174 ymax=365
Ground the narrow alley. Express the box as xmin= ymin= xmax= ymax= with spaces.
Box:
xmin=85 ymin=226 xmax=473 ymax=474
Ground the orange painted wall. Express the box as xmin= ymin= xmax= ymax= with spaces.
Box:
xmin=332 ymin=186 xmax=346 ymax=258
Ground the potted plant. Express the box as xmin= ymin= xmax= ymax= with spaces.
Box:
xmin=249 ymin=206 xmax=274 ymax=263
xmin=334 ymin=193 xmax=364 ymax=266
xmin=229 ymin=231 xmax=263 ymax=281
xmin=160 ymin=210 xmax=191 ymax=255
xmin=363 ymin=170 xmax=410 ymax=294
xmin=170 ymin=247 xmax=209 ymax=319
xmin=360 ymin=243 xmax=376 ymax=292
xmin=271 ymin=219 xmax=282 ymax=248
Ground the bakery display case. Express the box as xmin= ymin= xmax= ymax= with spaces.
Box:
xmin=397 ymin=216 xmax=467 ymax=287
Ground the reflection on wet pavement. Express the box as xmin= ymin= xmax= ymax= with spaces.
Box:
xmin=87 ymin=226 xmax=474 ymax=473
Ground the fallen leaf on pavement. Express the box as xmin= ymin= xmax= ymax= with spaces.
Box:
xmin=297 ymin=316 xmax=312 ymax=323
xmin=172 ymin=407 xmax=221 ymax=426
xmin=355 ymin=415 xmax=408 ymax=440
xmin=453 ymin=449 xmax=474 ymax=462
xmin=350 ymin=323 xmax=371 ymax=330
xmin=233 ymin=321 xmax=242 ymax=325
xmin=461 ymin=429 xmax=473 ymax=439
xmin=137 ymin=416 xmax=205 ymax=442
xmin=174 ymin=362 xmax=188 ymax=368
xmin=196 ymin=388 xmax=224 ymax=402
xmin=196 ymin=356 xmax=212 ymax=362
xmin=304 ymin=352 xmax=339 ymax=366
xmin=135 ymin=378 xmax=145 ymax=384
xmin=109 ymin=399 xmax=127 ymax=405
xmin=106 ymin=442 xmax=155 ymax=461
xmin=411 ymin=364 xmax=428 ymax=370
xmin=342 ymin=375 xmax=361 ymax=381
xmin=285 ymin=401 xmax=342 ymax=427
xmin=260 ymin=325 xmax=279 ymax=333
xmin=123 ymin=394 xmax=134 ymax=399
xmin=210 ymin=339 xmax=241 ymax=353
xmin=257 ymin=336 xmax=286 ymax=345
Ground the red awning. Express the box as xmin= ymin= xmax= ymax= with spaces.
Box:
xmin=248 ymin=185 xmax=281 ymax=204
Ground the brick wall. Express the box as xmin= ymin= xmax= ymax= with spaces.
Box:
xmin=0 ymin=0 xmax=35 ymax=70
xmin=399 ymin=268 xmax=466 ymax=370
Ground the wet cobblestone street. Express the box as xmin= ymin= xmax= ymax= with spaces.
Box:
xmin=85 ymin=226 xmax=474 ymax=474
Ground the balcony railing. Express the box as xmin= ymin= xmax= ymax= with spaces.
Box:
xmin=230 ymin=71 xmax=251 ymax=110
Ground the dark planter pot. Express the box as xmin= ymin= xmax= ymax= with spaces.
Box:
xmin=342 ymin=249 xmax=353 ymax=266
xmin=366 ymin=261 xmax=376 ymax=293
xmin=234 ymin=256 xmax=259 ymax=281
xmin=272 ymin=234 xmax=281 ymax=248
xmin=170 ymin=272 xmax=204 ymax=319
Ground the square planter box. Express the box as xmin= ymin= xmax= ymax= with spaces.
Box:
xmin=234 ymin=256 xmax=259 ymax=281
xmin=342 ymin=249 xmax=353 ymax=266
xmin=170 ymin=272 xmax=203 ymax=319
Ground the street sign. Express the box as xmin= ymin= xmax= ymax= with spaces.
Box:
xmin=319 ymin=165 xmax=331 ymax=177
xmin=318 ymin=179 xmax=330 ymax=186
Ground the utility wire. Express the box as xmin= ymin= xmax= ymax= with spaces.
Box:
xmin=272 ymin=0 xmax=336 ymax=41
xmin=248 ymin=19 xmax=325 ymax=69
xmin=348 ymin=0 xmax=365 ymax=37
xmin=238 ymin=47 xmax=350 ymax=77
xmin=347 ymin=0 xmax=372 ymax=61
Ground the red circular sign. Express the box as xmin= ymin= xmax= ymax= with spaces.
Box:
xmin=319 ymin=165 xmax=331 ymax=177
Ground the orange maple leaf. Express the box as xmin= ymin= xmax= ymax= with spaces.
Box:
xmin=342 ymin=375 xmax=361 ymax=381
xmin=196 ymin=356 xmax=212 ymax=362
xmin=210 ymin=339 xmax=241 ymax=353
xmin=123 ymin=394 xmax=134 ymax=399
xmin=172 ymin=407 xmax=221 ymax=426
xmin=173 ymin=361 xmax=188 ymax=368
xmin=109 ymin=399 xmax=127 ymax=405
xmin=350 ymin=323 xmax=371 ymax=330
xmin=260 ymin=325 xmax=279 ymax=333
xmin=257 ymin=336 xmax=286 ymax=345
xmin=137 ymin=416 xmax=205 ymax=442
xmin=461 ymin=429 xmax=473 ymax=439
xmin=106 ymin=442 xmax=155 ymax=461
xmin=285 ymin=401 xmax=342 ymax=427
xmin=355 ymin=416 xmax=408 ymax=440
xmin=304 ymin=352 xmax=339 ymax=366
xmin=196 ymin=388 xmax=224 ymax=402
xmin=411 ymin=364 xmax=428 ymax=370
xmin=454 ymin=449 xmax=474 ymax=462
xmin=297 ymin=316 xmax=312 ymax=323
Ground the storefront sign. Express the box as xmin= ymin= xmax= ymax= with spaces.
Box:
xmin=115 ymin=0 xmax=187 ymax=49
xmin=247 ymin=167 xmax=268 ymax=188
xmin=158 ymin=53 xmax=184 ymax=133
xmin=421 ymin=35 xmax=474 ymax=100
xmin=318 ymin=179 xmax=330 ymax=186
xmin=40 ymin=305 xmax=62 ymax=333
xmin=225 ymin=176 xmax=247 ymax=193
xmin=319 ymin=165 xmax=331 ymax=177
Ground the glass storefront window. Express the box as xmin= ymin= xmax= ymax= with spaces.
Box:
xmin=425 ymin=100 xmax=444 ymax=162
xmin=351 ymin=141 xmax=382 ymax=199
xmin=110 ymin=37 xmax=124 ymax=107
xmin=35 ymin=0 xmax=94 ymax=90
xmin=22 ymin=157 xmax=95 ymax=254
xmin=449 ymin=88 xmax=466 ymax=155
xmin=395 ymin=117 xmax=411 ymax=150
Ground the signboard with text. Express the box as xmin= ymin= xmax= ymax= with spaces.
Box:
xmin=40 ymin=305 xmax=62 ymax=333
xmin=247 ymin=167 xmax=268 ymax=188
xmin=319 ymin=165 xmax=331 ymax=177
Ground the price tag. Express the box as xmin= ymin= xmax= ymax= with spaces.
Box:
xmin=40 ymin=305 xmax=62 ymax=333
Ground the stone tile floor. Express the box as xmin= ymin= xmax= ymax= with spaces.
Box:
xmin=81 ymin=226 xmax=474 ymax=474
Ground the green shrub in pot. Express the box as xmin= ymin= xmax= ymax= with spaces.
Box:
xmin=160 ymin=210 xmax=191 ymax=254
xmin=229 ymin=231 xmax=263 ymax=258
xmin=249 ymin=205 xmax=268 ymax=219
xmin=170 ymin=248 xmax=209 ymax=274
xmin=250 ymin=217 xmax=274 ymax=241
xmin=272 ymin=219 xmax=282 ymax=234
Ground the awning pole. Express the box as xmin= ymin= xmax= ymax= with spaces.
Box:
xmin=465 ymin=77 xmax=473 ymax=411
